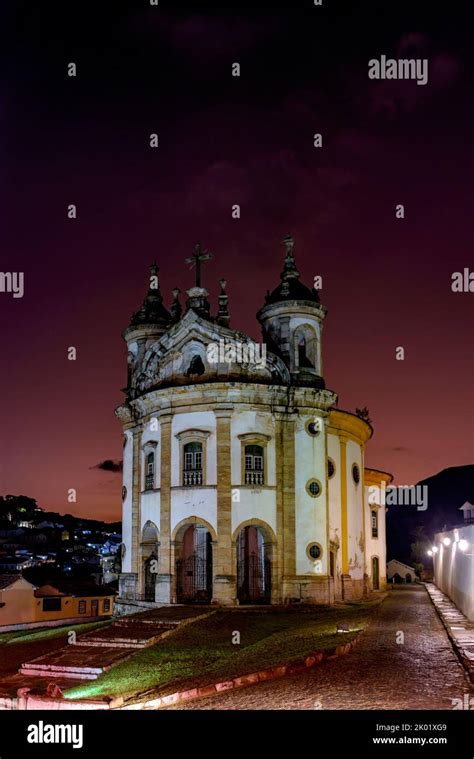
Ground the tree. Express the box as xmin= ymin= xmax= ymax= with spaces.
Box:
xmin=410 ymin=525 xmax=431 ymax=575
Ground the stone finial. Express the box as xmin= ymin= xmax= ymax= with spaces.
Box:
xmin=170 ymin=287 xmax=182 ymax=323
xmin=280 ymin=233 xmax=300 ymax=281
xmin=283 ymin=234 xmax=294 ymax=256
xmin=216 ymin=277 xmax=230 ymax=328
xmin=129 ymin=261 xmax=171 ymax=328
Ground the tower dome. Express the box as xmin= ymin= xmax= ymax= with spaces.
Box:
xmin=257 ymin=235 xmax=327 ymax=388
xmin=128 ymin=262 xmax=172 ymax=329
xmin=123 ymin=262 xmax=172 ymax=397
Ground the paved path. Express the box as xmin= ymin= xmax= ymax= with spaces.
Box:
xmin=172 ymin=586 xmax=472 ymax=710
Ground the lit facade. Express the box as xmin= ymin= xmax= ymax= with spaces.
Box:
xmin=433 ymin=507 xmax=474 ymax=620
xmin=117 ymin=238 xmax=392 ymax=606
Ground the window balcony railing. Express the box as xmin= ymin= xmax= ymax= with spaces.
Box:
xmin=183 ymin=470 xmax=203 ymax=487
xmin=145 ymin=474 xmax=154 ymax=491
xmin=245 ymin=471 xmax=264 ymax=486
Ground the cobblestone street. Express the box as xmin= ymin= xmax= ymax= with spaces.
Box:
xmin=172 ymin=586 xmax=473 ymax=710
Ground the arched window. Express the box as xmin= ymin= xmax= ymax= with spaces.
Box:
xmin=293 ymin=325 xmax=318 ymax=372
xmin=186 ymin=355 xmax=205 ymax=377
xmin=145 ymin=451 xmax=155 ymax=491
xmin=371 ymin=510 xmax=378 ymax=538
xmin=183 ymin=442 xmax=203 ymax=486
xmin=298 ymin=336 xmax=313 ymax=368
xmin=244 ymin=444 xmax=264 ymax=486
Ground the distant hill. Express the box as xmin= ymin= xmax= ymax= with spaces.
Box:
xmin=386 ymin=465 xmax=474 ymax=564
xmin=0 ymin=495 xmax=121 ymax=534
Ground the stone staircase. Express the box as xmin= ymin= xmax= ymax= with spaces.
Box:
xmin=73 ymin=617 xmax=179 ymax=649
xmin=19 ymin=644 xmax=134 ymax=681
xmin=18 ymin=607 xmax=213 ymax=681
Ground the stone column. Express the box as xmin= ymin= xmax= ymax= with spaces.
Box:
xmin=213 ymin=405 xmax=235 ymax=605
xmin=274 ymin=416 xmax=284 ymax=603
xmin=360 ymin=446 xmax=369 ymax=598
xmin=339 ymin=435 xmax=352 ymax=599
xmin=283 ymin=414 xmax=296 ymax=574
xmin=277 ymin=412 xmax=296 ymax=601
xmin=127 ymin=426 xmax=141 ymax=599
xmin=157 ymin=411 xmax=173 ymax=603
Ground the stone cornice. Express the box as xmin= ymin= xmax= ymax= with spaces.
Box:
xmin=364 ymin=467 xmax=393 ymax=485
xmin=175 ymin=428 xmax=211 ymax=441
xmin=327 ymin=408 xmax=373 ymax=444
xmin=237 ymin=432 xmax=271 ymax=442
xmin=127 ymin=382 xmax=337 ymax=417
xmin=257 ymin=300 xmax=327 ymax=323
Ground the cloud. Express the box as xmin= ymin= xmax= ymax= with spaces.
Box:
xmin=141 ymin=13 xmax=277 ymax=60
xmin=366 ymin=34 xmax=462 ymax=118
xmin=92 ymin=459 xmax=123 ymax=473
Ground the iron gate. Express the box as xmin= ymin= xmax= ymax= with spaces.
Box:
xmin=144 ymin=554 xmax=157 ymax=601
xmin=176 ymin=552 xmax=212 ymax=603
xmin=237 ymin=550 xmax=271 ymax=604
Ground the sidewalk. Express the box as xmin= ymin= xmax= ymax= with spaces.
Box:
xmin=425 ymin=582 xmax=474 ymax=685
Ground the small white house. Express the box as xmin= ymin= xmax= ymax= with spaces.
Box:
xmin=387 ymin=559 xmax=417 ymax=584
xmin=459 ymin=501 xmax=474 ymax=523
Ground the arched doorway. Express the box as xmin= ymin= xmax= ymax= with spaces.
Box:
xmin=236 ymin=525 xmax=271 ymax=604
xmin=372 ymin=556 xmax=380 ymax=590
xmin=405 ymin=573 xmax=412 ymax=583
xmin=141 ymin=521 xmax=159 ymax=601
xmin=176 ymin=524 xmax=212 ymax=603
xmin=144 ymin=553 xmax=158 ymax=601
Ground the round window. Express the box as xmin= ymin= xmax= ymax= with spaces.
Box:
xmin=327 ymin=458 xmax=335 ymax=479
xmin=307 ymin=543 xmax=322 ymax=560
xmin=122 ymin=486 xmax=127 ymax=501
xmin=352 ymin=464 xmax=360 ymax=485
xmin=306 ymin=478 xmax=322 ymax=497
xmin=306 ymin=420 xmax=321 ymax=437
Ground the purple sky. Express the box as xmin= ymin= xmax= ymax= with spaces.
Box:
xmin=1 ymin=3 xmax=473 ymax=520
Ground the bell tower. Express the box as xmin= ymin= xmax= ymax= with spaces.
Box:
xmin=123 ymin=262 xmax=172 ymax=397
xmin=256 ymin=235 xmax=327 ymax=388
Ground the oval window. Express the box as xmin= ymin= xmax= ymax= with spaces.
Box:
xmin=306 ymin=479 xmax=322 ymax=497
xmin=307 ymin=543 xmax=322 ymax=560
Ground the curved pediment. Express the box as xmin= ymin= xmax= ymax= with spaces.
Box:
xmin=130 ymin=310 xmax=290 ymax=397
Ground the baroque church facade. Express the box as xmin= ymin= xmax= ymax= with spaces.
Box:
xmin=117 ymin=237 xmax=392 ymax=606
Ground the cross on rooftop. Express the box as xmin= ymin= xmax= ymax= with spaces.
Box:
xmin=185 ymin=243 xmax=213 ymax=288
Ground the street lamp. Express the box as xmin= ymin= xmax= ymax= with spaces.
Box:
xmin=459 ymin=539 xmax=469 ymax=552
xmin=427 ymin=549 xmax=433 ymax=557
xmin=443 ymin=537 xmax=451 ymax=546
xmin=432 ymin=546 xmax=438 ymax=554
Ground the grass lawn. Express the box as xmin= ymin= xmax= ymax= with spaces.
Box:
xmin=64 ymin=599 xmax=384 ymax=703
xmin=0 ymin=620 xmax=110 ymax=646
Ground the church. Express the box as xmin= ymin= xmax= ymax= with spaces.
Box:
xmin=117 ymin=236 xmax=392 ymax=606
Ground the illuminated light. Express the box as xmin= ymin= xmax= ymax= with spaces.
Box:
xmin=432 ymin=546 xmax=438 ymax=554
xmin=443 ymin=537 xmax=451 ymax=546
xmin=427 ymin=550 xmax=433 ymax=557
xmin=459 ymin=540 xmax=469 ymax=552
